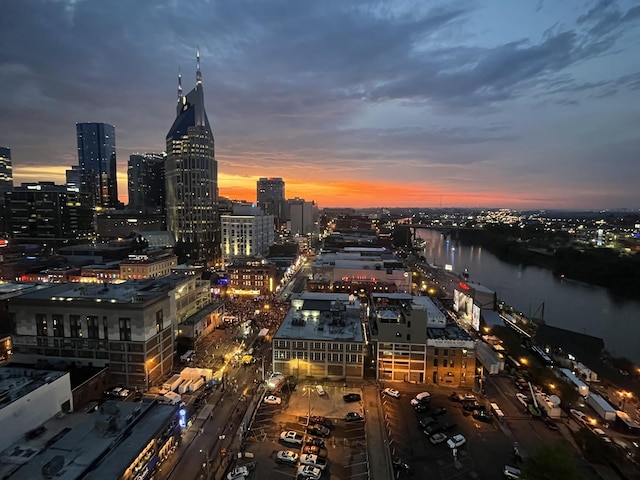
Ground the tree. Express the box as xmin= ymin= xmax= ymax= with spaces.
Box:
xmin=520 ymin=443 xmax=580 ymax=480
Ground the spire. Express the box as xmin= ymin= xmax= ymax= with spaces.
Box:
xmin=196 ymin=47 xmax=202 ymax=86
xmin=177 ymin=67 xmax=183 ymax=102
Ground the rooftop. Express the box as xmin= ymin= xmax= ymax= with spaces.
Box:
xmin=9 ymin=277 xmax=182 ymax=305
xmin=0 ymin=366 xmax=67 ymax=410
xmin=6 ymin=400 xmax=177 ymax=480
xmin=275 ymin=293 xmax=363 ymax=342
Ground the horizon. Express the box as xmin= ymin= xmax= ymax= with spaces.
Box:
xmin=1 ymin=1 xmax=639 ymax=210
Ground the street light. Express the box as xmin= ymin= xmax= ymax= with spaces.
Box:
xmin=304 ymin=386 xmax=312 ymax=426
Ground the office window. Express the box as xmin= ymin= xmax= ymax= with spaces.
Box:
xmin=443 ymin=349 xmax=449 ymax=357
xmin=433 ymin=358 xmax=438 ymax=367
xmin=103 ymin=317 xmax=109 ymax=340
xmin=156 ymin=309 xmax=163 ymax=333
xmin=434 ymin=348 xmax=439 ymax=356
xmin=36 ymin=314 xmax=47 ymax=336
xmin=87 ymin=316 xmax=99 ymax=339
xmin=52 ymin=314 xmax=64 ymax=337
xmin=70 ymin=315 xmax=82 ymax=338
xmin=119 ymin=318 xmax=131 ymax=341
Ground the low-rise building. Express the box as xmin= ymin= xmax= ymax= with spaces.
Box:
xmin=8 ymin=280 xmax=176 ymax=389
xmin=311 ymin=247 xmax=411 ymax=293
xmin=272 ymin=292 xmax=365 ymax=381
xmin=227 ymin=257 xmax=277 ymax=296
xmin=119 ymin=253 xmax=178 ymax=280
xmin=0 ymin=366 xmax=72 ymax=453
xmin=2 ymin=399 xmax=180 ymax=480
xmin=371 ymin=293 xmax=475 ymax=387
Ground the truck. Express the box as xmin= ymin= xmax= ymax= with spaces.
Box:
xmin=189 ymin=377 xmax=205 ymax=392
xmin=161 ymin=391 xmax=182 ymax=405
xmin=587 ymin=392 xmax=617 ymax=422
xmin=162 ymin=374 xmax=184 ymax=392
xmin=178 ymin=380 xmax=192 ymax=394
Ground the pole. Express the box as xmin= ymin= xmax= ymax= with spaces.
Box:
xmin=307 ymin=387 xmax=311 ymax=426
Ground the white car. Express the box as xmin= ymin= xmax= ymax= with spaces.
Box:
xmin=570 ymin=408 xmax=590 ymax=425
xmin=275 ymin=450 xmax=299 ymax=465
xmin=264 ymin=395 xmax=282 ymax=405
xmin=446 ymin=434 xmax=466 ymax=449
xmin=279 ymin=430 xmax=304 ymax=445
xmin=410 ymin=391 xmax=431 ymax=406
xmin=299 ymin=453 xmax=328 ymax=470
xmin=297 ymin=465 xmax=322 ymax=480
xmin=592 ymin=428 xmax=612 ymax=443
xmin=315 ymin=385 xmax=326 ymax=396
xmin=382 ymin=388 xmax=401 ymax=399
xmin=515 ymin=393 xmax=529 ymax=408
xmin=226 ymin=466 xmax=249 ymax=480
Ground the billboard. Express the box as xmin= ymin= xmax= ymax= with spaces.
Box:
xmin=472 ymin=303 xmax=481 ymax=331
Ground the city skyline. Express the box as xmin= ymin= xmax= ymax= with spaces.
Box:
xmin=1 ymin=0 xmax=639 ymax=210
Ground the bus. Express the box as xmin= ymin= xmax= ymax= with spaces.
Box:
xmin=490 ymin=402 xmax=505 ymax=422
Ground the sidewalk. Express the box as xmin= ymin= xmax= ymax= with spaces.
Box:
xmin=362 ymin=382 xmax=394 ymax=480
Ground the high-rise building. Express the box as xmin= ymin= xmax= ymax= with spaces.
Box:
xmin=165 ymin=51 xmax=219 ymax=264
xmin=128 ymin=152 xmax=166 ymax=214
xmin=0 ymin=147 xmax=14 ymax=196
xmin=257 ymin=177 xmax=285 ymax=225
xmin=4 ymin=182 xmax=94 ymax=240
xmin=288 ymin=197 xmax=315 ymax=235
xmin=221 ymin=202 xmax=274 ymax=264
xmin=76 ymin=122 xmax=118 ymax=209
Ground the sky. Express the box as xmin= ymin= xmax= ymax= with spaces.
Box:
xmin=1 ymin=0 xmax=639 ymax=210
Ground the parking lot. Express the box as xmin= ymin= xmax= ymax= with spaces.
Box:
xmin=380 ymin=383 xmax=513 ymax=479
xmin=242 ymin=384 xmax=370 ymax=480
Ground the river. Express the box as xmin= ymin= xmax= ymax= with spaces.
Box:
xmin=416 ymin=228 xmax=640 ymax=364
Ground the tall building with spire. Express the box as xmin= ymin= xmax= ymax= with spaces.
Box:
xmin=165 ymin=51 xmax=219 ymax=265
xmin=76 ymin=122 xmax=118 ymax=209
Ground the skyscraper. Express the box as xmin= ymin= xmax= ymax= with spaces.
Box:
xmin=165 ymin=51 xmax=219 ymax=264
xmin=128 ymin=152 xmax=166 ymax=214
xmin=257 ymin=177 xmax=285 ymax=226
xmin=0 ymin=147 xmax=13 ymax=196
xmin=76 ymin=122 xmax=118 ymax=209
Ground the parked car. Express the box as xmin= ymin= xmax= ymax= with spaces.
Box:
xmin=297 ymin=465 xmax=322 ymax=480
xmin=309 ymin=415 xmax=332 ymax=428
xmin=226 ymin=466 xmax=250 ymax=480
xmin=299 ymin=454 xmax=328 ymax=470
xmin=345 ymin=412 xmax=364 ymax=422
xmin=413 ymin=402 xmax=430 ymax=413
xmin=429 ymin=432 xmax=448 ymax=445
xmin=473 ymin=411 xmax=492 ymax=423
xmin=440 ymin=418 xmax=457 ymax=430
xmin=570 ymin=408 xmax=590 ymax=426
xmin=302 ymin=445 xmax=327 ymax=456
xmin=515 ymin=393 xmax=529 ymax=408
xmin=343 ymin=393 xmax=361 ymax=402
xmin=448 ymin=392 xmax=463 ymax=402
xmin=307 ymin=424 xmax=330 ymax=437
xmin=134 ymin=390 xmax=144 ymax=402
xmin=592 ymin=428 xmax=612 ymax=443
xmin=382 ymin=388 xmax=401 ymax=399
xmin=461 ymin=394 xmax=476 ymax=402
xmin=447 ymin=434 xmax=466 ymax=449
xmin=423 ymin=423 xmax=444 ymax=437
xmin=463 ymin=403 xmax=485 ymax=412
xmin=410 ymin=391 xmax=431 ymax=406
xmin=279 ymin=431 xmax=304 ymax=445
xmin=275 ymin=450 xmax=299 ymax=466
xmin=305 ymin=437 xmax=325 ymax=448
xmin=418 ymin=416 xmax=438 ymax=429
xmin=315 ymin=385 xmax=326 ymax=396
xmin=264 ymin=395 xmax=282 ymax=405
xmin=503 ymin=465 xmax=521 ymax=479
xmin=392 ymin=457 xmax=412 ymax=474
xmin=431 ymin=406 xmax=447 ymax=416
